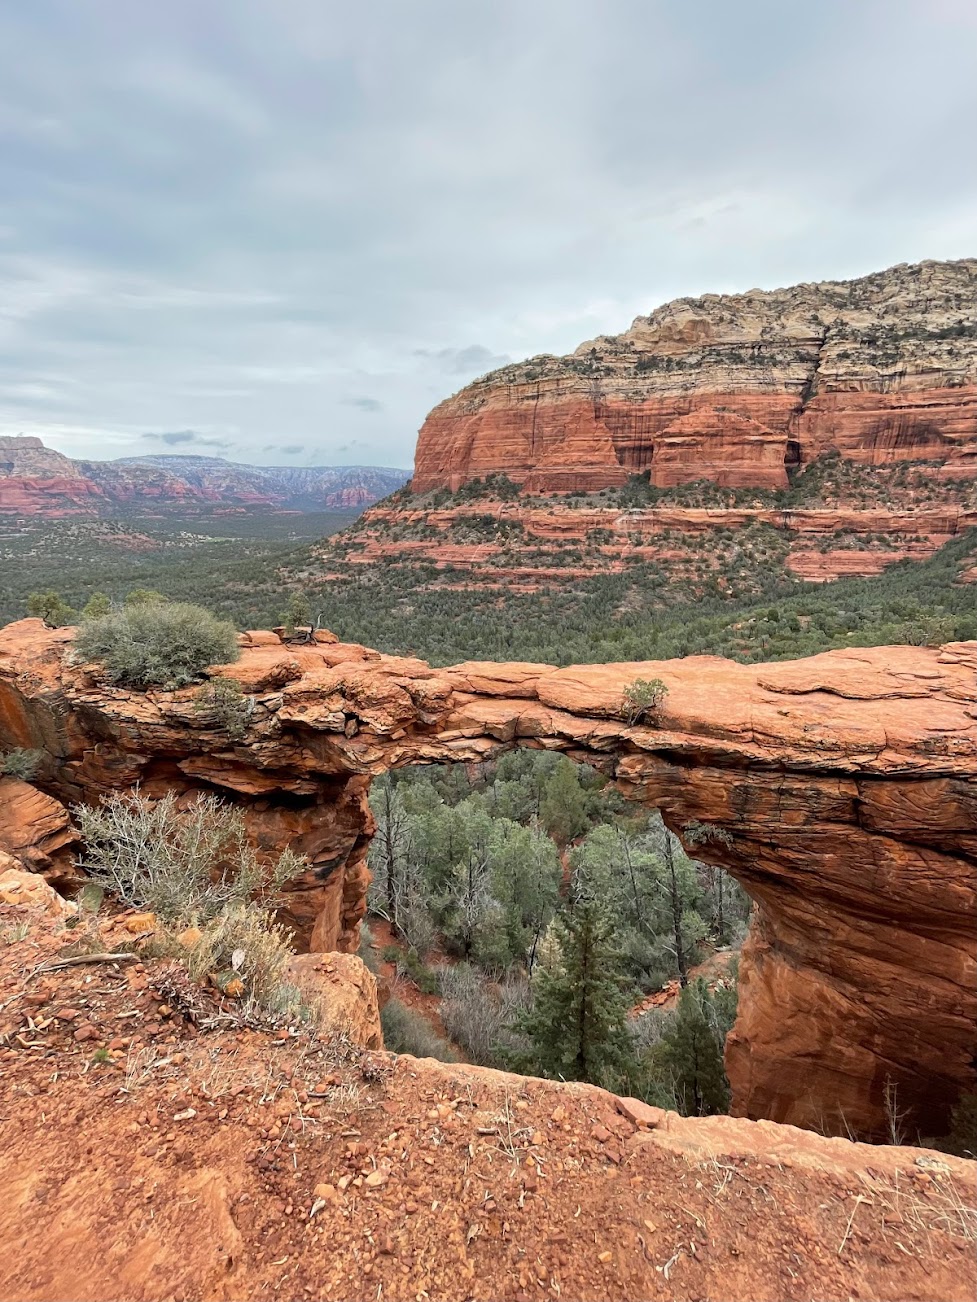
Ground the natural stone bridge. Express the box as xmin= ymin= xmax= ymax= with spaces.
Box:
xmin=1 ymin=619 xmax=974 ymax=1141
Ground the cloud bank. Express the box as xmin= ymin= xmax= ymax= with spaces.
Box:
xmin=0 ymin=0 xmax=974 ymax=468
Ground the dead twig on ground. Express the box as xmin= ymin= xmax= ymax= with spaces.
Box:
xmin=839 ymin=1194 xmax=870 ymax=1254
xmin=37 ymin=951 xmax=139 ymax=972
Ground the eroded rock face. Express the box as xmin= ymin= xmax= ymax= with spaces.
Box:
xmin=0 ymin=776 xmax=78 ymax=888
xmin=411 ymin=259 xmax=977 ymax=493
xmin=0 ymin=618 xmax=974 ymax=1140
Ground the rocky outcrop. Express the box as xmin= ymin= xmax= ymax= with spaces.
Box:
xmin=0 ymin=777 xmax=77 ymax=888
xmin=0 ymin=618 xmax=974 ymax=1141
xmin=287 ymin=952 xmax=382 ymax=1048
xmin=412 ymin=259 xmax=977 ymax=493
xmin=334 ymin=498 xmax=977 ymax=590
xmin=2 ymin=889 xmax=973 ymax=1301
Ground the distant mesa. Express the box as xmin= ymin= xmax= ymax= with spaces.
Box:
xmin=0 ymin=437 xmax=410 ymax=517
xmin=411 ymin=258 xmax=977 ymax=495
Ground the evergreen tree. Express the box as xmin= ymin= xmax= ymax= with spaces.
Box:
xmin=27 ymin=590 xmax=75 ymax=627
xmin=280 ymin=591 xmax=311 ymax=636
xmin=656 ymin=978 xmax=730 ymax=1115
xmin=539 ymin=757 xmax=590 ymax=845
xmin=513 ymin=894 xmax=635 ymax=1088
xmin=81 ymin=591 xmax=112 ymax=620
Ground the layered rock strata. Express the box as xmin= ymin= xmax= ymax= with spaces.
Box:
xmin=338 ymin=499 xmax=977 ymax=589
xmin=0 ymin=619 xmax=974 ymax=1140
xmin=412 ymin=259 xmax=977 ymax=493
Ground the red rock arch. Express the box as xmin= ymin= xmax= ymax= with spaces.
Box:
xmin=1 ymin=620 xmax=974 ymax=1141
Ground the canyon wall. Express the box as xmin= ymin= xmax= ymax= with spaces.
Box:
xmin=411 ymin=259 xmax=977 ymax=494
xmin=1 ymin=619 xmax=974 ymax=1140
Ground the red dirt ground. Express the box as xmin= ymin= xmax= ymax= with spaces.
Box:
xmin=1 ymin=898 xmax=974 ymax=1302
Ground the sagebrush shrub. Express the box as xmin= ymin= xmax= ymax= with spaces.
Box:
xmin=75 ymin=601 xmax=240 ymax=688
xmin=74 ymin=790 xmax=304 ymax=922
xmin=75 ymin=790 xmax=306 ymax=1014
xmin=0 ymin=748 xmax=44 ymax=781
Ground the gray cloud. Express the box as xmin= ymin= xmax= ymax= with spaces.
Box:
xmin=143 ymin=430 xmax=231 ymax=448
xmin=343 ymin=396 xmax=384 ymax=413
xmin=265 ymin=442 xmax=304 ymax=455
xmin=417 ymin=345 xmax=512 ymax=376
xmin=0 ymin=1 xmax=974 ymax=468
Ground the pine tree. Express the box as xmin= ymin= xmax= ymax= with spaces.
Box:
xmin=513 ymin=894 xmax=635 ymax=1088
xmin=539 ymin=758 xmax=589 ymax=845
xmin=657 ymin=978 xmax=730 ymax=1115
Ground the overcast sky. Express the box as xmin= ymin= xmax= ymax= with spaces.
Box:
xmin=1 ymin=0 xmax=975 ymax=469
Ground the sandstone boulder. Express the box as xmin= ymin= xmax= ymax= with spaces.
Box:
xmin=287 ymin=952 xmax=382 ymax=1049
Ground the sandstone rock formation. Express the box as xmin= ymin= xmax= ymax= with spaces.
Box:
xmin=411 ymin=259 xmax=977 ymax=493
xmin=1 ymin=619 xmax=974 ymax=1140
xmin=335 ymin=497 xmax=977 ymax=591
xmin=0 ymin=436 xmax=409 ymax=518
xmin=287 ymin=951 xmax=382 ymax=1048
xmin=0 ymin=435 xmax=103 ymax=516
xmin=0 ymin=776 xmax=77 ymax=888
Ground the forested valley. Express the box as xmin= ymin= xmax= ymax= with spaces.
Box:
xmin=8 ymin=510 xmax=976 ymax=668
xmin=361 ymin=751 xmax=750 ymax=1118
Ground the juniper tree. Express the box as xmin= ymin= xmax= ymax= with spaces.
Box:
xmin=27 ymin=590 xmax=75 ymax=627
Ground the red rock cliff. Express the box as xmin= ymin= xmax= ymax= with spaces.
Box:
xmin=411 ymin=259 xmax=977 ymax=493
xmin=0 ymin=620 xmax=974 ymax=1141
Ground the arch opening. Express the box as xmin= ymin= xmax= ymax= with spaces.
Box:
xmin=362 ymin=752 xmax=751 ymax=1119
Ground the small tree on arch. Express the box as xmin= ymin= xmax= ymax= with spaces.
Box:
xmin=621 ymin=677 xmax=668 ymax=725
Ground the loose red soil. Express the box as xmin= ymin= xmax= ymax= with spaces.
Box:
xmin=1 ymin=900 xmax=974 ymax=1302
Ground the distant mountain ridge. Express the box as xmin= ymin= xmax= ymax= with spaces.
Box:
xmin=0 ymin=438 xmax=410 ymax=516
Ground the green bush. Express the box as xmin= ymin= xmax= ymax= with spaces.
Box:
xmin=27 ymin=590 xmax=75 ymax=627
xmin=125 ymin=588 xmax=167 ymax=607
xmin=622 ymin=677 xmax=668 ymax=724
xmin=193 ymin=676 xmax=252 ymax=738
xmin=380 ymin=996 xmax=456 ymax=1061
xmin=0 ymin=748 xmax=44 ymax=781
xmin=75 ymin=600 xmax=240 ymax=688
xmin=398 ymin=949 xmax=440 ymax=994
xmin=280 ymin=591 xmax=311 ymax=637
xmin=81 ymin=592 xmax=112 ymax=620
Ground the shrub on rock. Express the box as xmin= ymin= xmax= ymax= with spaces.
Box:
xmin=75 ymin=600 xmax=240 ymax=689
xmin=621 ymin=677 xmax=668 ymax=724
xmin=0 ymin=748 xmax=44 ymax=781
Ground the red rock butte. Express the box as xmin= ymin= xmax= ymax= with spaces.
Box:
xmin=411 ymin=258 xmax=977 ymax=494
xmin=1 ymin=618 xmax=974 ymax=1142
